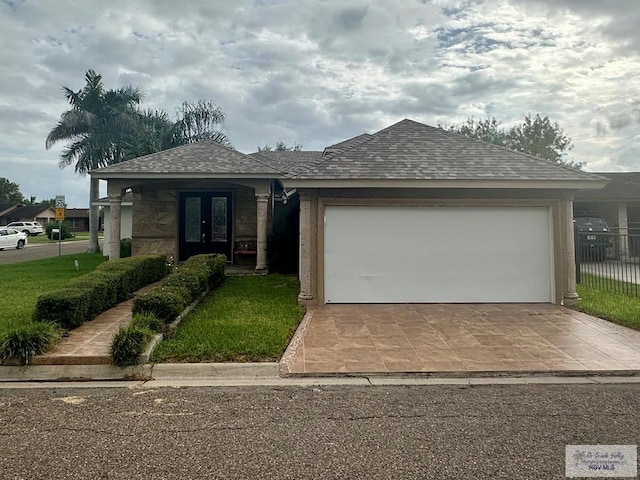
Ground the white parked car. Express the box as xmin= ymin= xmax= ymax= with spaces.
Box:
xmin=5 ymin=221 xmax=44 ymax=236
xmin=0 ymin=228 xmax=28 ymax=250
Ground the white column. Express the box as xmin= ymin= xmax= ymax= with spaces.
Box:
xmin=87 ymin=176 xmax=100 ymax=253
xmin=618 ymin=202 xmax=630 ymax=261
xmin=108 ymin=191 xmax=123 ymax=261
xmin=563 ymin=196 xmax=579 ymax=304
xmin=255 ymin=193 xmax=269 ymax=273
xmin=297 ymin=192 xmax=314 ymax=303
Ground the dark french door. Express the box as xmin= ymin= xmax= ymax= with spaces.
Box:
xmin=178 ymin=192 xmax=232 ymax=261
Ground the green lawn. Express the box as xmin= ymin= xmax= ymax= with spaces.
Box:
xmin=27 ymin=232 xmax=101 ymax=244
xmin=151 ymin=274 xmax=304 ymax=363
xmin=0 ymin=253 xmax=106 ymax=336
xmin=575 ymin=282 xmax=640 ymax=330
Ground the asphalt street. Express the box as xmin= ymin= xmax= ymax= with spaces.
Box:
xmin=1 ymin=383 xmax=638 ymax=479
xmin=0 ymin=239 xmax=94 ymax=265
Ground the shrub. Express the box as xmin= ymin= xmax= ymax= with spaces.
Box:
xmin=110 ymin=325 xmax=154 ymax=367
xmin=33 ymin=288 xmax=93 ymax=328
xmin=67 ymin=271 xmax=119 ymax=316
xmin=130 ymin=254 xmax=226 ymax=325
xmin=120 ymin=238 xmax=132 ymax=258
xmin=162 ymin=270 xmax=203 ymax=303
xmin=183 ymin=253 xmax=226 ymax=287
xmin=0 ymin=323 xmax=60 ymax=365
xmin=45 ymin=222 xmax=73 ymax=240
xmin=130 ymin=312 xmax=164 ymax=333
xmin=96 ymin=255 xmax=167 ymax=294
xmin=132 ymin=286 xmax=190 ymax=323
xmin=34 ymin=255 xmax=167 ymax=329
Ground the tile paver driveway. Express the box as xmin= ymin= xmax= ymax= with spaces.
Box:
xmin=283 ymin=304 xmax=640 ymax=375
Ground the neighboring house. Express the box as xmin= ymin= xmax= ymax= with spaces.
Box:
xmin=574 ymin=172 xmax=640 ymax=259
xmin=1 ymin=204 xmax=55 ymax=225
xmin=0 ymin=202 xmax=21 ymax=225
xmin=95 ymin=192 xmax=133 ymax=257
xmin=92 ymin=119 xmax=607 ymax=306
xmin=63 ymin=208 xmax=91 ymax=232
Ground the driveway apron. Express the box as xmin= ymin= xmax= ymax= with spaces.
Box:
xmin=282 ymin=304 xmax=640 ymax=376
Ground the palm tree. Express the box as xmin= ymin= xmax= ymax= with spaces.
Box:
xmin=132 ymin=100 xmax=232 ymax=156
xmin=46 ymin=70 xmax=142 ymax=253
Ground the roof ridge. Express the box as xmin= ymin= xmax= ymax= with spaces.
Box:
xmin=287 ymin=123 xmax=405 ymax=177
xmin=440 ymin=127 xmax=601 ymax=179
xmin=245 ymin=151 xmax=291 ymax=175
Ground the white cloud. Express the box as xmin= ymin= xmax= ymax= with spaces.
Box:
xmin=0 ymin=0 xmax=639 ymax=207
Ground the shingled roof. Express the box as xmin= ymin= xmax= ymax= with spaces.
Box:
xmin=574 ymin=172 xmax=640 ymax=200
xmin=91 ymin=119 xmax=607 ymax=188
xmin=249 ymin=151 xmax=323 ymax=173
xmin=93 ymin=140 xmax=283 ymax=178
xmin=5 ymin=204 xmax=54 ymax=219
xmin=287 ymin=119 xmax=604 ymax=183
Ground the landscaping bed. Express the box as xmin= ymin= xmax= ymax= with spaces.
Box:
xmin=151 ymin=274 xmax=304 ymax=363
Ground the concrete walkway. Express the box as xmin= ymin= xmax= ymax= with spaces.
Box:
xmin=31 ymin=283 xmax=160 ymax=366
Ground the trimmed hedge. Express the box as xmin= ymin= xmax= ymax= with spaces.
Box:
xmin=34 ymin=255 xmax=168 ymax=329
xmin=132 ymin=286 xmax=190 ymax=323
xmin=132 ymin=254 xmax=225 ymax=323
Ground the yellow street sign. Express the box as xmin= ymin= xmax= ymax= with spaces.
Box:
xmin=55 ymin=208 xmax=65 ymax=221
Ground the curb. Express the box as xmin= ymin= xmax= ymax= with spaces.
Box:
xmin=0 ymin=362 xmax=279 ymax=383
xmin=0 ymin=364 xmax=153 ymax=382
xmin=278 ymin=309 xmax=313 ymax=376
xmin=151 ymin=362 xmax=279 ymax=379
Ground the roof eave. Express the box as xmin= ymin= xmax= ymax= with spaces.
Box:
xmin=281 ymin=179 xmax=610 ymax=190
xmin=91 ymin=172 xmax=281 ymax=180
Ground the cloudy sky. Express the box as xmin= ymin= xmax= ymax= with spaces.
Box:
xmin=1 ymin=0 xmax=639 ymax=207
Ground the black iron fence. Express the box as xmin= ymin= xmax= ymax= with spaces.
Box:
xmin=575 ymin=227 xmax=640 ymax=297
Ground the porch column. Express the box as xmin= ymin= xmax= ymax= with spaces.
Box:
xmin=562 ymin=196 xmax=579 ymax=305
xmin=255 ymin=193 xmax=269 ymax=273
xmin=618 ymin=202 xmax=630 ymax=261
xmin=298 ymin=191 xmax=314 ymax=304
xmin=108 ymin=190 xmax=123 ymax=261
xmin=88 ymin=176 xmax=100 ymax=253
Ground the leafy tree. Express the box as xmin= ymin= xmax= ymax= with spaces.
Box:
xmin=46 ymin=69 xmax=142 ymax=253
xmin=443 ymin=114 xmax=581 ymax=169
xmin=0 ymin=177 xmax=26 ymax=203
xmin=258 ymin=141 xmax=302 ymax=152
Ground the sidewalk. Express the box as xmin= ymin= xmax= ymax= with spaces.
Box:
xmin=30 ymin=282 xmax=160 ymax=366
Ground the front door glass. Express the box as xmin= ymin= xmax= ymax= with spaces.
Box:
xmin=211 ymin=197 xmax=228 ymax=242
xmin=179 ymin=192 xmax=233 ymax=261
xmin=185 ymin=197 xmax=201 ymax=243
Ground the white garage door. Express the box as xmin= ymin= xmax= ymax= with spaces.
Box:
xmin=324 ymin=206 xmax=553 ymax=303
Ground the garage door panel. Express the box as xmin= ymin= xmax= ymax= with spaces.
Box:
xmin=324 ymin=206 xmax=553 ymax=303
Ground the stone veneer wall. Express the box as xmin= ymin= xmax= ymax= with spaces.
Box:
xmin=234 ymin=185 xmax=257 ymax=241
xmin=131 ymin=186 xmax=178 ymax=259
xmin=130 ymin=181 xmax=260 ymax=261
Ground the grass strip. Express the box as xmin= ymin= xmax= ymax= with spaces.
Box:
xmin=151 ymin=274 xmax=304 ymax=362
xmin=575 ymin=283 xmax=640 ymax=330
